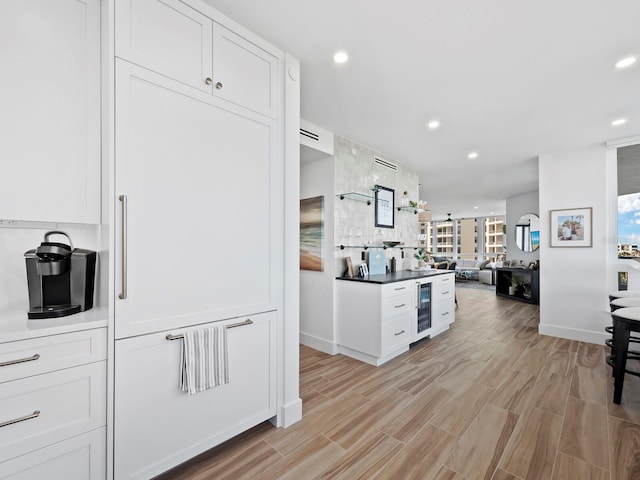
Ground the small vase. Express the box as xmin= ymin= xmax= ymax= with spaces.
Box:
xmin=418 ymin=260 xmax=426 ymax=268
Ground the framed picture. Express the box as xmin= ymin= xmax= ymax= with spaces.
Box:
xmin=550 ymin=207 xmax=592 ymax=247
xmin=375 ymin=185 xmax=394 ymax=228
xmin=300 ymin=196 xmax=324 ymax=271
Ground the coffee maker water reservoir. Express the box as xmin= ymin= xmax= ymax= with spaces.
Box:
xmin=24 ymin=231 xmax=96 ymax=319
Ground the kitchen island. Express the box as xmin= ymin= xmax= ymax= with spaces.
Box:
xmin=335 ymin=269 xmax=455 ymax=366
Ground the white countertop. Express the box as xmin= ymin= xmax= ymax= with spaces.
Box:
xmin=0 ymin=306 xmax=108 ymax=343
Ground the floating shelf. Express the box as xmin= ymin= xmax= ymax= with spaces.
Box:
xmin=337 ymin=192 xmax=374 ymax=205
xmin=396 ymin=206 xmax=429 ymax=214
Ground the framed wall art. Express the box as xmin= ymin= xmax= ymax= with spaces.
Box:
xmin=550 ymin=207 xmax=592 ymax=247
xmin=300 ymin=196 xmax=324 ymax=271
xmin=374 ymin=185 xmax=394 ymax=228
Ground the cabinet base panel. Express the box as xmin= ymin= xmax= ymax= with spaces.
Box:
xmin=336 ymin=344 xmax=409 ymax=366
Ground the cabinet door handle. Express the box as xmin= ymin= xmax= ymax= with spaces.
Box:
xmin=441 ymin=311 xmax=450 ymax=316
xmin=215 ymin=81 xmax=223 ymax=89
xmin=442 ymin=291 xmax=449 ymax=295
xmin=395 ymin=286 xmax=406 ymax=291
xmin=416 ymin=282 xmax=420 ymax=309
xmin=0 ymin=353 xmax=40 ymax=368
xmin=119 ymin=195 xmax=128 ymax=300
xmin=395 ymin=304 xmax=405 ymax=308
xmin=394 ymin=330 xmax=405 ymax=336
xmin=205 ymin=77 xmax=212 ymax=85
xmin=0 ymin=410 xmax=40 ymax=429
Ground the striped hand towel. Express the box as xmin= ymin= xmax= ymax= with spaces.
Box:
xmin=180 ymin=325 xmax=229 ymax=395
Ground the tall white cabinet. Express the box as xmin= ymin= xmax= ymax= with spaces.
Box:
xmin=110 ymin=0 xmax=298 ymax=478
xmin=0 ymin=0 xmax=299 ymax=478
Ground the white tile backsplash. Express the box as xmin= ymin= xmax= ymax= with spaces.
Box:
xmin=333 ymin=136 xmax=420 ymax=275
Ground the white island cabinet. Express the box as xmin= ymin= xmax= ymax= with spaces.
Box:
xmin=336 ymin=272 xmax=455 ymax=366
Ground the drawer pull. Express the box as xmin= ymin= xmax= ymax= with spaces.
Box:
xmin=442 ymin=291 xmax=449 ymax=295
xmin=394 ymin=330 xmax=406 ymax=336
xmin=166 ymin=319 xmax=253 ymax=341
xmin=0 ymin=410 xmax=40 ymax=429
xmin=0 ymin=353 xmax=40 ymax=368
xmin=441 ymin=312 xmax=450 ymax=316
xmin=395 ymin=304 xmax=406 ymax=308
xmin=394 ymin=287 xmax=406 ymax=291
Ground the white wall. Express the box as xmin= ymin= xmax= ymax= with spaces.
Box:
xmin=506 ymin=191 xmax=540 ymax=265
xmin=300 ymin=155 xmax=336 ymax=353
xmin=538 ymin=145 xmax=609 ymax=344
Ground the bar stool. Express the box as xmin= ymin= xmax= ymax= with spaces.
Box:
xmin=607 ymin=298 xmax=640 ymax=375
xmin=609 ymin=290 xmax=640 ymax=302
xmin=606 ymin=307 xmax=640 ymax=404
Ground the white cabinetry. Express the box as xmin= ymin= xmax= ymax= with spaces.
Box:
xmin=115 ymin=0 xmax=277 ymax=118
xmin=432 ymin=273 xmax=456 ymax=335
xmin=0 ymin=0 xmax=100 ymax=224
xmin=114 ymin=312 xmax=276 ymax=480
xmin=114 ymin=60 xmax=278 ymax=339
xmin=0 ymin=328 xmax=106 ymax=479
xmin=336 ymin=273 xmax=455 ymax=366
xmin=336 ymin=280 xmax=414 ymax=366
xmin=112 ymin=1 xmax=290 ymax=478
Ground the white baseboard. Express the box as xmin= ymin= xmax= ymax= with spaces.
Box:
xmin=538 ymin=323 xmax=608 ymax=345
xmin=273 ymin=398 xmax=302 ymax=428
xmin=299 ymin=332 xmax=337 ymax=355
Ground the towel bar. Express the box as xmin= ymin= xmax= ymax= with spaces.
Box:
xmin=165 ymin=319 xmax=253 ymax=341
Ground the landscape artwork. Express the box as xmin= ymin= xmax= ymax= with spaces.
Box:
xmin=300 ymin=196 xmax=324 ymax=271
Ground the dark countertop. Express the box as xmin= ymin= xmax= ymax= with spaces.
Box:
xmin=336 ymin=269 xmax=452 ymax=284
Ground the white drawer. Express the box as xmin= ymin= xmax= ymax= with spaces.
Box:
xmin=434 ymin=273 xmax=454 ymax=287
xmin=434 ymin=283 xmax=455 ymax=302
xmin=381 ymin=313 xmax=412 ymax=354
xmin=0 ymin=427 xmax=106 ymax=480
xmin=382 ymin=281 xmax=412 ymax=299
xmin=382 ymin=293 xmax=413 ymax=318
xmin=114 ymin=312 xmax=276 ymax=480
xmin=0 ymin=328 xmax=107 ymax=384
xmin=434 ymin=300 xmax=455 ymax=326
xmin=0 ymin=361 xmax=106 ymax=463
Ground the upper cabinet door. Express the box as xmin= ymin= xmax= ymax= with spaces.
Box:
xmin=0 ymin=0 xmax=100 ymax=224
xmin=115 ymin=0 xmax=278 ymax=118
xmin=211 ymin=22 xmax=278 ymax=118
xmin=115 ymin=0 xmax=214 ymax=94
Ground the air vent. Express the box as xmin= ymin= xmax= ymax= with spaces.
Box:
xmin=300 ymin=128 xmax=319 ymax=142
xmin=373 ymin=156 xmax=398 ymax=171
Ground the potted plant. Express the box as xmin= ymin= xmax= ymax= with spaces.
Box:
xmin=413 ymin=248 xmax=431 ymax=267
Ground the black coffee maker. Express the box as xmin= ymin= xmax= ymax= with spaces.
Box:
xmin=24 ymin=231 xmax=96 ymax=319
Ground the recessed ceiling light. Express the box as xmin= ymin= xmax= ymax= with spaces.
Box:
xmin=612 ymin=118 xmax=627 ymax=126
xmin=474 ymin=206 xmax=479 ymax=210
xmin=333 ymin=51 xmax=349 ymax=64
xmin=490 ymin=211 xmax=495 ymax=215
xmin=615 ymin=56 xmax=637 ymax=69
xmin=468 ymin=152 xmax=479 ymax=159
xmin=427 ymin=120 xmax=440 ymax=129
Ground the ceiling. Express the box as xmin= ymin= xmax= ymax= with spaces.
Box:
xmin=205 ymin=0 xmax=640 ymax=220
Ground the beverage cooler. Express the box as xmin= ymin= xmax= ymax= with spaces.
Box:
xmin=416 ymin=281 xmax=432 ymax=338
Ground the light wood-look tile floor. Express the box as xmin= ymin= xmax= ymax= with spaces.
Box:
xmin=157 ymin=285 xmax=640 ymax=480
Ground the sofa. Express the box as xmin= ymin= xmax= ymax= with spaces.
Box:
xmin=454 ymin=259 xmax=493 ymax=282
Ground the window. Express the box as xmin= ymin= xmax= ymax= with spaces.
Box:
xmin=618 ymin=144 xmax=640 ymax=260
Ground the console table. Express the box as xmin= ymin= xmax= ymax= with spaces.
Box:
xmin=496 ymin=268 xmax=539 ymax=304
